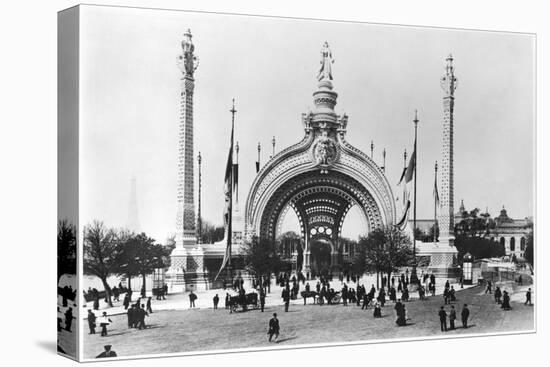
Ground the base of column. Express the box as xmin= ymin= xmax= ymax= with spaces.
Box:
xmin=426 ymin=237 xmax=460 ymax=280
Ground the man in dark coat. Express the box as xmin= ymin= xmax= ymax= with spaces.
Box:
xmin=189 ymin=291 xmax=197 ymax=308
xmin=260 ymin=290 xmax=266 ymax=312
xmin=136 ymin=304 xmax=149 ymax=330
xmin=268 ymin=313 xmax=280 ymax=342
xmin=501 ymin=290 xmax=511 ymax=310
xmin=438 ymin=306 xmax=447 ymax=332
xmin=461 ymin=304 xmax=470 ymax=328
xmin=525 ymin=288 xmax=532 ymax=305
xmin=96 ymin=345 xmax=117 ymax=358
xmin=378 ymin=288 xmax=386 ymax=307
xmin=127 ymin=305 xmax=135 ymax=328
xmin=341 ymin=284 xmax=348 ymax=306
xmin=64 ymin=307 xmax=74 ymax=332
xmin=213 ymin=294 xmax=219 ymax=309
xmin=494 ymin=286 xmax=502 ymax=304
xmin=87 ymin=309 xmax=96 ymax=334
xmin=123 ymin=293 xmax=130 ymax=310
xmin=282 ymin=286 xmax=290 ymax=312
xmin=146 ymin=297 xmax=153 ymax=313
xmin=449 ymin=305 xmax=457 ymax=330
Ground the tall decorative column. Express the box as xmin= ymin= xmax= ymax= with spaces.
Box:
xmin=167 ymin=29 xmax=202 ymax=292
xmin=430 ymin=54 xmax=458 ymax=278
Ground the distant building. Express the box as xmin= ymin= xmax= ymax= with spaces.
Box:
xmin=414 ymin=202 xmax=532 ymax=260
xmin=487 ymin=207 xmax=532 ymax=260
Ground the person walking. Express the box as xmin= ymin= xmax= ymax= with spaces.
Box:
xmin=87 ymin=309 xmax=96 ymax=334
xmin=438 ymin=306 xmax=448 ymax=332
xmin=449 ymin=305 xmax=457 ymax=330
xmin=98 ymin=312 xmax=113 ymax=337
xmin=268 ymin=313 xmax=280 ymax=342
xmin=260 ymin=290 xmax=266 ymax=312
xmin=146 ymin=297 xmax=153 ymax=313
xmin=485 ymin=280 xmax=492 ymax=294
xmin=461 ymin=304 xmax=470 ymax=328
xmin=525 ymin=288 xmax=532 ymax=305
xmin=282 ymin=286 xmax=290 ymax=312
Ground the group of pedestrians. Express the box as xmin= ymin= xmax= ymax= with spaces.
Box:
xmin=438 ymin=304 xmax=470 ymax=331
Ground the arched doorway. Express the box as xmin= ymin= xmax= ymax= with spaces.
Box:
xmin=310 ymin=238 xmax=332 ymax=277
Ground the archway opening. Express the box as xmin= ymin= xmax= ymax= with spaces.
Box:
xmin=310 ymin=238 xmax=332 ymax=277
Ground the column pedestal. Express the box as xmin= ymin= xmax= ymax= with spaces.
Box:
xmin=165 ymin=247 xmax=188 ymax=293
xmin=427 ymin=238 xmax=460 ymax=278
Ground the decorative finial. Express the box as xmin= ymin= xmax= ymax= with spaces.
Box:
xmin=317 ymin=41 xmax=334 ymax=82
xmin=272 ymin=136 xmax=276 ymax=156
xmin=177 ymin=29 xmax=199 ymax=77
xmin=370 ymin=140 xmax=374 ymax=159
xmin=257 ymin=142 xmax=261 ymax=153
xmin=413 ymin=109 xmax=419 ymax=126
xmin=197 ymin=151 xmax=202 ymax=164
xmin=404 ymin=148 xmax=407 ymax=168
xmin=440 ymin=53 xmax=458 ymax=96
xmin=435 ymin=160 xmax=438 ymax=172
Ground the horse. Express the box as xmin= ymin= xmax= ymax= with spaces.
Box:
xmin=300 ymin=290 xmax=318 ymax=305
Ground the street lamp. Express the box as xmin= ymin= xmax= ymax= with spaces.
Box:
xmin=463 ymin=252 xmax=473 ymax=285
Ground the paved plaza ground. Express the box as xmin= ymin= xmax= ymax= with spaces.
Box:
xmin=83 ymin=282 xmax=534 ymax=359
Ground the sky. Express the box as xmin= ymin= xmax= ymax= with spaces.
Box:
xmin=74 ymin=5 xmax=535 ymax=243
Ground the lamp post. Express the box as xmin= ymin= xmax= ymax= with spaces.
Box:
xmin=463 ymin=252 xmax=473 ymax=285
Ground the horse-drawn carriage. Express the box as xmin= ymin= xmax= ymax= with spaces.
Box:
xmin=300 ymin=290 xmax=342 ymax=305
xmin=228 ymin=292 xmax=259 ymax=313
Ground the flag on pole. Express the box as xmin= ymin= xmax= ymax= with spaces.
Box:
xmin=433 ymin=172 xmax=440 ymax=207
xmin=396 ymin=200 xmax=411 ymax=228
xmin=404 ymin=142 xmax=416 ymax=183
xmin=215 ymin=114 xmax=235 ymax=282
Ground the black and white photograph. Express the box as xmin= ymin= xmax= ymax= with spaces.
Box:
xmin=55 ymin=4 xmax=539 ymax=361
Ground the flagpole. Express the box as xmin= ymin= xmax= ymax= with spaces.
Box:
xmin=227 ymin=99 xmax=236 ymax=287
xmin=434 ymin=161 xmax=438 ymax=244
xmin=412 ymin=110 xmax=419 ymax=284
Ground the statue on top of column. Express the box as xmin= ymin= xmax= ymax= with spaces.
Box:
xmin=177 ymin=29 xmax=199 ymax=77
xmin=440 ymin=53 xmax=458 ymax=96
xmin=317 ymin=41 xmax=334 ymax=82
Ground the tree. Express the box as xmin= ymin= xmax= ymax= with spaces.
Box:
xmin=242 ymin=236 xmax=283 ymax=288
xmin=200 ymin=221 xmax=225 ymax=244
xmin=455 ymin=208 xmax=493 ymax=238
xmin=83 ymin=221 xmax=118 ymax=307
xmin=453 ymin=236 xmax=505 ymax=261
xmin=58 ymin=219 xmax=77 ymax=282
xmin=114 ymin=232 xmax=169 ymax=297
xmin=358 ymin=226 xmax=414 ymax=285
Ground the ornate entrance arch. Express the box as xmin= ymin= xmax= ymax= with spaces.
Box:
xmin=244 ymin=43 xmax=396 ymax=273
